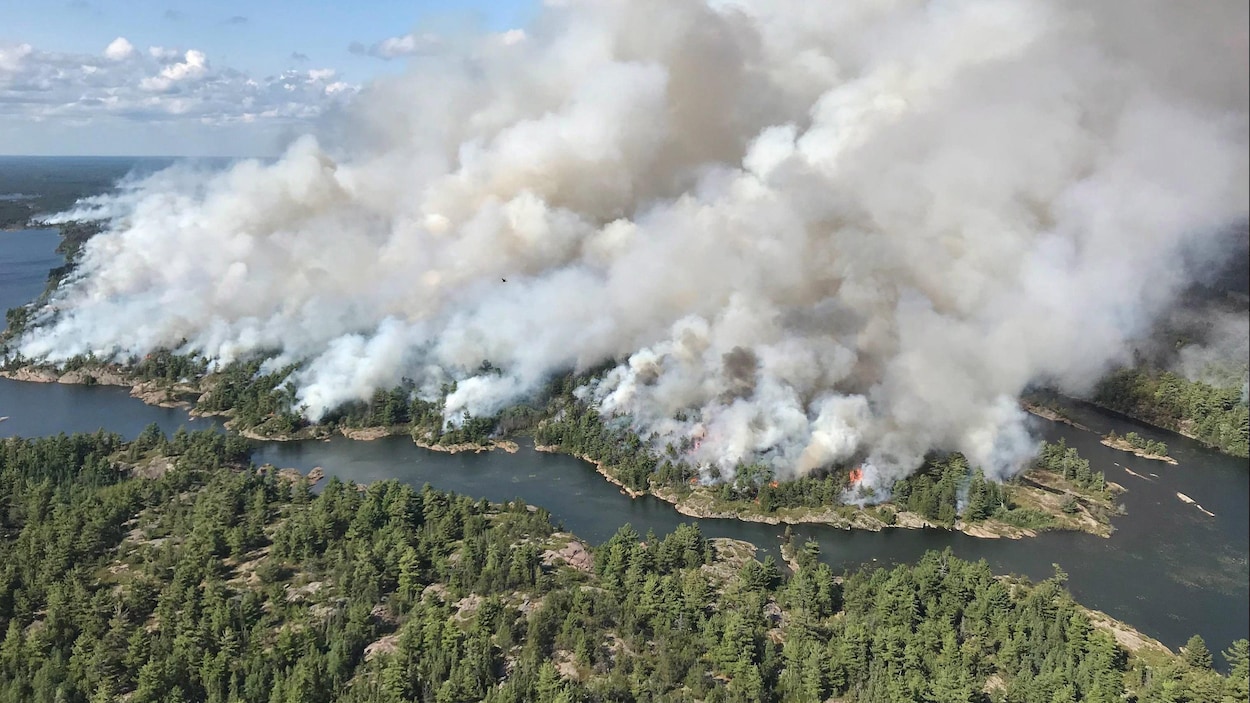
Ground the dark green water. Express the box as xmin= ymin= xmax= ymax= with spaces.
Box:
xmin=1 ymin=228 xmax=1246 ymax=661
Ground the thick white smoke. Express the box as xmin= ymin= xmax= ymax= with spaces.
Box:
xmin=1174 ymin=308 xmax=1248 ymax=377
xmin=18 ymin=0 xmax=1250 ymax=486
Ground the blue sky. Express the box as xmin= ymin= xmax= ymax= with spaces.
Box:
xmin=0 ymin=0 xmax=537 ymax=156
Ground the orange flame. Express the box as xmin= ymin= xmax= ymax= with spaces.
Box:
xmin=690 ymin=477 xmax=699 ymax=485
xmin=769 ymin=481 xmax=779 ymax=488
xmin=849 ymin=467 xmax=863 ymax=483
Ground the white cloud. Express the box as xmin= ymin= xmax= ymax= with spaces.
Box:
xmin=349 ymin=32 xmax=441 ymax=59
xmin=498 ymin=29 xmax=527 ymax=46
xmin=0 ymin=44 xmax=33 ymax=72
xmin=139 ymin=48 xmax=208 ymax=91
xmin=0 ymin=42 xmax=358 ymax=134
xmin=104 ymin=37 xmax=135 ymax=61
xmin=348 ymin=27 xmax=525 ymax=61
xmin=148 ymin=46 xmax=180 ymax=61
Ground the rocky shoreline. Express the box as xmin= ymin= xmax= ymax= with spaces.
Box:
xmin=1100 ymin=435 xmax=1178 ymax=465
xmin=340 ymin=425 xmax=409 ymax=441
xmin=415 ymin=437 xmax=519 ymax=454
xmin=1021 ymin=401 xmax=1091 ymax=431
xmin=533 ymin=444 xmax=646 ymax=497
xmin=537 ymin=444 xmax=1043 ymax=539
xmin=3 ymin=365 xmax=1110 ymax=540
xmin=2 ymin=366 xmax=201 ymax=409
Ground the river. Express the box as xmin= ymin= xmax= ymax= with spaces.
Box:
xmin=1 ymin=228 xmax=1246 ymax=662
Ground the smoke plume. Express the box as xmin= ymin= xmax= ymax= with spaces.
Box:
xmin=17 ymin=0 xmax=1249 ymax=488
xmin=1153 ymin=305 xmax=1250 ymax=393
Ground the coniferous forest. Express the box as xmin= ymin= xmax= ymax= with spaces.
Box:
xmin=0 ymin=20 xmax=1247 ymax=701
xmin=0 ymin=430 xmax=1244 ymax=703
xmin=1094 ymin=368 xmax=1249 ymax=458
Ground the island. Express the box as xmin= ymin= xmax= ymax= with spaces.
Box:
xmin=1100 ymin=430 xmax=1177 ymax=465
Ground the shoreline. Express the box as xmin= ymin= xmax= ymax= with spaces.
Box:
xmin=1083 ymin=398 xmax=1204 ymax=443
xmin=414 ymin=436 xmax=520 ymax=454
xmin=1025 ymin=393 xmax=1246 ymax=461
xmin=1074 ymin=395 xmax=1244 ymax=457
xmin=1021 ymin=401 xmax=1091 ymax=432
xmin=1100 ymin=435 xmax=1178 ymax=465
xmin=534 ymin=444 xmax=646 ymax=498
xmin=539 ymin=445 xmax=1050 ymax=540
xmin=3 ymin=366 xmax=1112 ymax=540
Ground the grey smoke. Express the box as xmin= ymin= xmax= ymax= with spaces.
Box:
xmin=18 ymin=0 xmax=1249 ymax=493
xmin=721 ymin=346 xmax=759 ymax=402
xmin=1171 ymin=308 xmax=1250 ymax=390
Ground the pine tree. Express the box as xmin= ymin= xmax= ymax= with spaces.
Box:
xmin=1184 ymin=634 xmax=1213 ymax=670
xmin=1223 ymin=639 xmax=1249 ymax=702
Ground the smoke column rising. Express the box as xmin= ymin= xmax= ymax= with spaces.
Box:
xmin=19 ymin=0 xmax=1250 ymax=489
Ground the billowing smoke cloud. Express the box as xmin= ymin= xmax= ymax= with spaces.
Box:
xmin=17 ymin=0 xmax=1250 ymax=488
xmin=1161 ymin=306 xmax=1250 ymax=394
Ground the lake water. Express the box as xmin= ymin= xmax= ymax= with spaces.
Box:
xmin=1 ymin=228 xmax=1246 ymax=662
xmin=0 ymin=228 xmax=62 ymax=332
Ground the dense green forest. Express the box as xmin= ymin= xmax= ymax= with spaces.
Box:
xmin=1094 ymin=368 xmax=1249 ymax=458
xmin=0 ymin=431 xmax=1243 ymax=702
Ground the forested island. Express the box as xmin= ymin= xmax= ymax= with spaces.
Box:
xmin=0 ymin=430 xmax=1244 ymax=703
xmin=1099 ymin=431 xmax=1175 ymax=465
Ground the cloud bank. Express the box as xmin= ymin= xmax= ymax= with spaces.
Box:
xmin=17 ymin=0 xmax=1249 ymax=490
xmin=0 ymin=37 xmax=356 ymax=129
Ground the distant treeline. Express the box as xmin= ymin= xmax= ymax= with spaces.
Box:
xmin=1094 ymin=368 xmax=1249 ymax=458
xmin=0 ymin=430 xmax=1244 ymax=703
xmin=0 ymin=158 xmax=151 ymax=230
